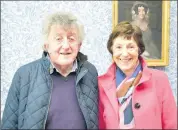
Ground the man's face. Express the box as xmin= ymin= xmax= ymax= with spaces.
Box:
xmin=138 ymin=6 xmax=146 ymax=20
xmin=112 ymin=36 xmax=139 ymax=75
xmin=45 ymin=24 xmax=81 ymax=66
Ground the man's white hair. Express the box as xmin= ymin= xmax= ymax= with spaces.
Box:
xmin=42 ymin=12 xmax=84 ymax=49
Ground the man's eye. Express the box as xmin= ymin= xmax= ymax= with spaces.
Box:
xmin=56 ymin=38 xmax=63 ymax=42
xmin=68 ymin=37 xmax=75 ymax=41
xmin=56 ymin=38 xmax=62 ymax=41
xmin=69 ymin=38 xmax=74 ymax=40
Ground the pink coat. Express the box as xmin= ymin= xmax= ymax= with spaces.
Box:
xmin=98 ymin=58 xmax=177 ymax=129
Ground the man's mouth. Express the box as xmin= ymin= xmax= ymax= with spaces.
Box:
xmin=60 ymin=53 xmax=71 ymax=55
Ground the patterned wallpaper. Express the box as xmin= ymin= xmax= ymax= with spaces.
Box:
xmin=1 ymin=1 xmax=177 ymax=116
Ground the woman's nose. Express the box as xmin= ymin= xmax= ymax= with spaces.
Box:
xmin=121 ymin=48 xmax=129 ymax=56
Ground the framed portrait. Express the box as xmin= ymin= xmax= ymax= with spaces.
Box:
xmin=112 ymin=1 xmax=170 ymax=66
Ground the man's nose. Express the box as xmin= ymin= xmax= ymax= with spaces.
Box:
xmin=62 ymin=38 xmax=70 ymax=49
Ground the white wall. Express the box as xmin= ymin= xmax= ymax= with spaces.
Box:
xmin=1 ymin=1 xmax=177 ymax=117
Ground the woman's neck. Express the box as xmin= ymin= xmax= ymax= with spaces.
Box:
xmin=124 ymin=60 xmax=140 ymax=77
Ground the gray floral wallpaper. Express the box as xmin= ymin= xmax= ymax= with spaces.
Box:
xmin=1 ymin=1 xmax=177 ymax=117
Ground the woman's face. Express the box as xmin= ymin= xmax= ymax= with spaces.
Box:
xmin=112 ymin=36 xmax=139 ymax=75
xmin=137 ymin=6 xmax=146 ymax=20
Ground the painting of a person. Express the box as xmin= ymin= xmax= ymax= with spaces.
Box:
xmin=131 ymin=1 xmax=160 ymax=59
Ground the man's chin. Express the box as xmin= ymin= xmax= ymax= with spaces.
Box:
xmin=55 ymin=60 xmax=74 ymax=66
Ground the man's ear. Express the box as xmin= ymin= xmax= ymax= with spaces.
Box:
xmin=78 ymin=42 xmax=82 ymax=50
xmin=79 ymin=42 xmax=82 ymax=47
xmin=43 ymin=43 xmax=49 ymax=52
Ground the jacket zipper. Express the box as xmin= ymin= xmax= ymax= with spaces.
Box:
xmin=43 ymin=76 xmax=53 ymax=129
xmin=75 ymin=69 xmax=88 ymax=128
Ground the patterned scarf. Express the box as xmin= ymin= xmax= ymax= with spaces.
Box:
xmin=116 ymin=62 xmax=142 ymax=129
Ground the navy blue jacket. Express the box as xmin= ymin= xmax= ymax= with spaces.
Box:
xmin=1 ymin=52 xmax=98 ymax=129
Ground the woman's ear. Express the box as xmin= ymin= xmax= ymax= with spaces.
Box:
xmin=110 ymin=45 xmax=113 ymax=54
xmin=138 ymin=48 xmax=142 ymax=57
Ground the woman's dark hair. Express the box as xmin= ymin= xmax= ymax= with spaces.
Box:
xmin=107 ymin=21 xmax=145 ymax=55
xmin=134 ymin=4 xmax=148 ymax=14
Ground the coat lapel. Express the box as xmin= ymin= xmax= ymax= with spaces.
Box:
xmin=100 ymin=63 xmax=119 ymax=115
xmin=137 ymin=57 xmax=151 ymax=86
xmin=103 ymin=80 xmax=119 ymax=115
xmin=99 ymin=57 xmax=151 ymax=115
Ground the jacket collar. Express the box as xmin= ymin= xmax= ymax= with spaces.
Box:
xmin=138 ymin=56 xmax=152 ymax=86
xmin=98 ymin=57 xmax=151 ymax=118
xmin=42 ymin=51 xmax=88 ymax=74
xmin=46 ymin=55 xmax=78 ymax=74
xmin=99 ymin=56 xmax=151 ymax=90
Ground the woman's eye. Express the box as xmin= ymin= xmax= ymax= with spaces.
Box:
xmin=129 ymin=46 xmax=134 ymax=49
xmin=117 ymin=46 xmax=121 ymax=49
xmin=128 ymin=46 xmax=135 ymax=51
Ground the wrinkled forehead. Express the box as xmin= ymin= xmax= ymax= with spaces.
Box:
xmin=113 ymin=35 xmax=138 ymax=45
xmin=115 ymin=34 xmax=134 ymax=41
xmin=50 ymin=24 xmax=79 ymax=35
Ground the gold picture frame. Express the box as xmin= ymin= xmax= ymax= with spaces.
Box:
xmin=112 ymin=1 xmax=170 ymax=66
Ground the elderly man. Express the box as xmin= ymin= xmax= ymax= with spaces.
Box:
xmin=1 ymin=12 xmax=98 ymax=129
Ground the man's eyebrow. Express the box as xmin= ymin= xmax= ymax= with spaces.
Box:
xmin=55 ymin=33 xmax=63 ymax=36
xmin=68 ymin=32 xmax=77 ymax=36
xmin=68 ymin=31 xmax=77 ymax=34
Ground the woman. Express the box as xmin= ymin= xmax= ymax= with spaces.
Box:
xmin=131 ymin=1 xmax=160 ymax=59
xmin=98 ymin=21 xmax=177 ymax=129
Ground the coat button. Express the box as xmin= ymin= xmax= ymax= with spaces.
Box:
xmin=134 ymin=103 xmax=141 ymax=109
